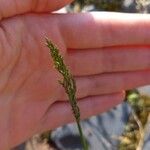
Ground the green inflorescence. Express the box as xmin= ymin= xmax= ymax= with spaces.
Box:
xmin=46 ymin=38 xmax=88 ymax=150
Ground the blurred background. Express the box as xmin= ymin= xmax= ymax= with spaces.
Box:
xmin=13 ymin=0 xmax=150 ymax=150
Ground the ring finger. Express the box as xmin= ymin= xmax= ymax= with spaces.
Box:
xmin=59 ymin=70 xmax=150 ymax=100
xmin=67 ymin=46 xmax=150 ymax=76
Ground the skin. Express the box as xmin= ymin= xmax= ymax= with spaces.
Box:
xmin=1 ymin=0 xmax=150 ymax=149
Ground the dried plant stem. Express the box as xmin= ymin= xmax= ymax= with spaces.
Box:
xmin=132 ymin=110 xmax=144 ymax=136
xmin=132 ymin=110 xmax=144 ymax=150
xmin=46 ymin=38 xmax=88 ymax=150
xmin=136 ymin=113 xmax=150 ymax=150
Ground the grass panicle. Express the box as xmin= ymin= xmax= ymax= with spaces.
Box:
xmin=46 ymin=38 xmax=88 ymax=150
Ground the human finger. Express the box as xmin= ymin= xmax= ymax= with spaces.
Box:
xmin=59 ymin=12 xmax=150 ymax=49
xmin=75 ymin=70 xmax=150 ymax=100
xmin=67 ymin=46 xmax=150 ymax=76
xmin=59 ymin=70 xmax=150 ymax=100
xmin=41 ymin=92 xmax=125 ymax=131
xmin=0 ymin=0 xmax=73 ymax=20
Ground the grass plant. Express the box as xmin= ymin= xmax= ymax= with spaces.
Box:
xmin=46 ymin=38 xmax=88 ymax=150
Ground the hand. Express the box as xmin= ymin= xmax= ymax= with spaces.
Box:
xmin=1 ymin=0 xmax=150 ymax=149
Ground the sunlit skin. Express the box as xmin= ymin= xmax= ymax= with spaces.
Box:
xmin=1 ymin=0 xmax=150 ymax=149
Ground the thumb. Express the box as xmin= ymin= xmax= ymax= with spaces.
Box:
xmin=0 ymin=0 xmax=73 ymax=20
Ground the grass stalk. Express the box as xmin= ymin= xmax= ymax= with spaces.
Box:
xmin=46 ymin=38 xmax=88 ymax=150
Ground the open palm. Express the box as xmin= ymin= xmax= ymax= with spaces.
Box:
xmin=1 ymin=0 xmax=150 ymax=149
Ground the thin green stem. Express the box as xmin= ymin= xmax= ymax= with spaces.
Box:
xmin=46 ymin=38 xmax=88 ymax=150
xmin=77 ymin=121 xmax=88 ymax=150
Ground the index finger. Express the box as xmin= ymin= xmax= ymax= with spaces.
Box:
xmin=0 ymin=0 xmax=73 ymax=20
xmin=58 ymin=12 xmax=150 ymax=49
